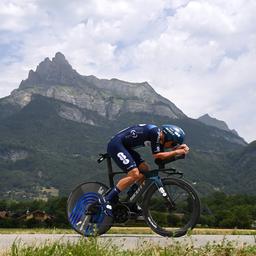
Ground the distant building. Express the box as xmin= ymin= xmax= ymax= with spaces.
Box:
xmin=18 ymin=210 xmax=53 ymax=222
xmin=0 ymin=211 xmax=10 ymax=219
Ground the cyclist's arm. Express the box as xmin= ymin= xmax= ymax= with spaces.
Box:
xmin=153 ymin=147 xmax=189 ymax=160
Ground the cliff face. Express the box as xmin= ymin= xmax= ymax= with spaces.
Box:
xmin=3 ymin=52 xmax=185 ymax=123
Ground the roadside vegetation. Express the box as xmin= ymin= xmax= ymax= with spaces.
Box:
xmin=0 ymin=238 xmax=255 ymax=256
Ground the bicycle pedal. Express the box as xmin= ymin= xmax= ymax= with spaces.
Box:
xmin=106 ymin=204 xmax=112 ymax=210
xmin=103 ymin=204 xmax=113 ymax=217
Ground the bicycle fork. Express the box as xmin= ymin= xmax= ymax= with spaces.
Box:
xmin=151 ymin=176 xmax=176 ymax=210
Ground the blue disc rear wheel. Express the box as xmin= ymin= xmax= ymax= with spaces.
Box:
xmin=67 ymin=182 xmax=113 ymax=236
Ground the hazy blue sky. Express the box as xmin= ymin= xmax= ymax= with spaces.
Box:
xmin=0 ymin=0 xmax=255 ymax=142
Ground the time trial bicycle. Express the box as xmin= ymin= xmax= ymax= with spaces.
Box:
xmin=67 ymin=153 xmax=200 ymax=237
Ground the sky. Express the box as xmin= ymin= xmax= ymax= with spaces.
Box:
xmin=0 ymin=0 xmax=255 ymax=142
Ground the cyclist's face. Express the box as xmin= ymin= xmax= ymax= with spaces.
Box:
xmin=164 ymin=141 xmax=173 ymax=148
xmin=164 ymin=141 xmax=178 ymax=148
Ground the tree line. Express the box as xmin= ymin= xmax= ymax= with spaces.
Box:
xmin=0 ymin=192 xmax=256 ymax=229
xmin=200 ymin=192 xmax=256 ymax=229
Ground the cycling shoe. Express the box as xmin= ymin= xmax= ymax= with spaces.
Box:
xmin=98 ymin=196 xmax=113 ymax=217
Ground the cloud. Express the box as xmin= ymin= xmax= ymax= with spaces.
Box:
xmin=0 ymin=0 xmax=255 ymax=142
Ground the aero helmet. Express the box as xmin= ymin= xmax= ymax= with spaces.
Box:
xmin=161 ymin=124 xmax=185 ymax=145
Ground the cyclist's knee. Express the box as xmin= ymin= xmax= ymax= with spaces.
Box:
xmin=139 ymin=162 xmax=149 ymax=172
xmin=128 ymin=168 xmax=141 ymax=181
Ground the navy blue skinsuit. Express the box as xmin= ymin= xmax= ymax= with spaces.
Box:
xmin=107 ymin=124 xmax=163 ymax=172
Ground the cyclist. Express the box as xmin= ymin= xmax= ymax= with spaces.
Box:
xmin=102 ymin=124 xmax=189 ymax=215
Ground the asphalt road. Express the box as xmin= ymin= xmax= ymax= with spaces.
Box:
xmin=0 ymin=234 xmax=255 ymax=251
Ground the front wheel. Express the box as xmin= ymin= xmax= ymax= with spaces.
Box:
xmin=143 ymin=178 xmax=200 ymax=237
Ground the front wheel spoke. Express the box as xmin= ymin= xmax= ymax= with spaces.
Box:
xmin=167 ymin=187 xmax=187 ymax=203
xmin=166 ymin=186 xmax=187 ymax=204
xmin=164 ymin=191 xmax=186 ymax=210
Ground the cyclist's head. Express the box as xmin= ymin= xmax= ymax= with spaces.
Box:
xmin=161 ymin=124 xmax=185 ymax=146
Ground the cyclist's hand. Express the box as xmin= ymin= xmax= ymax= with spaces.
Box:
xmin=174 ymin=145 xmax=189 ymax=155
xmin=178 ymin=144 xmax=189 ymax=149
xmin=183 ymin=144 xmax=189 ymax=153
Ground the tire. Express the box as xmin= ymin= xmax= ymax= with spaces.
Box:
xmin=67 ymin=182 xmax=113 ymax=236
xmin=143 ymin=177 xmax=200 ymax=237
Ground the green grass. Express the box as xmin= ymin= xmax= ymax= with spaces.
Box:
xmin=0 ymin=228 xmax=74 ymax=234
xmin=1 ymin=238 xmax=256 ymax=256
xmin=0 ymin=227 xmax=255 ymax=235
xmin=108 ymin=227 xmax=256 ymax=235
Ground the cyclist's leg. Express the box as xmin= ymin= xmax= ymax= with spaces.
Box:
xmin=128 ymin=149 xmax=149 ymax=184
xmin=137 ymin=162 xmax=150 ymax=184
xmin=116 ymin=167 xmax=143 ymax=191
xmin=106 ymin=139 xmax=142 ymax=201
xmin=107 ymin=138 xmax=138 ymax=175
xmin=121 ymin=150 xmax=148 ymax=215
xmin=117 ymin=167 xmax=144 ymax=215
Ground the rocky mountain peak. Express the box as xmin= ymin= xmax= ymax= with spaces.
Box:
xmin=8 ymin=52 xmax=188 ymax=120
xmin=52 ymin=52 xmax=69 ymax=64
xmin=198 ymin=114 xmax=239 ymax=136
xmin=19 ymin=52 xmax=79 ymax=88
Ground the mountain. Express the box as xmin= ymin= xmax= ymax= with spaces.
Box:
xmin=229 ymin=141 xmax=256 ymax=194
xmin=0 ymin=52 xmax=253 ymax=199
xmin=1 ymin=52 xmax=185 ymax=124
xmin=198 ymin=114 xmax=239 ymax=137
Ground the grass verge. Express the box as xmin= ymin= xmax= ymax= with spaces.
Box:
xmin=0 ymin=238 xmax=256 ymax=256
